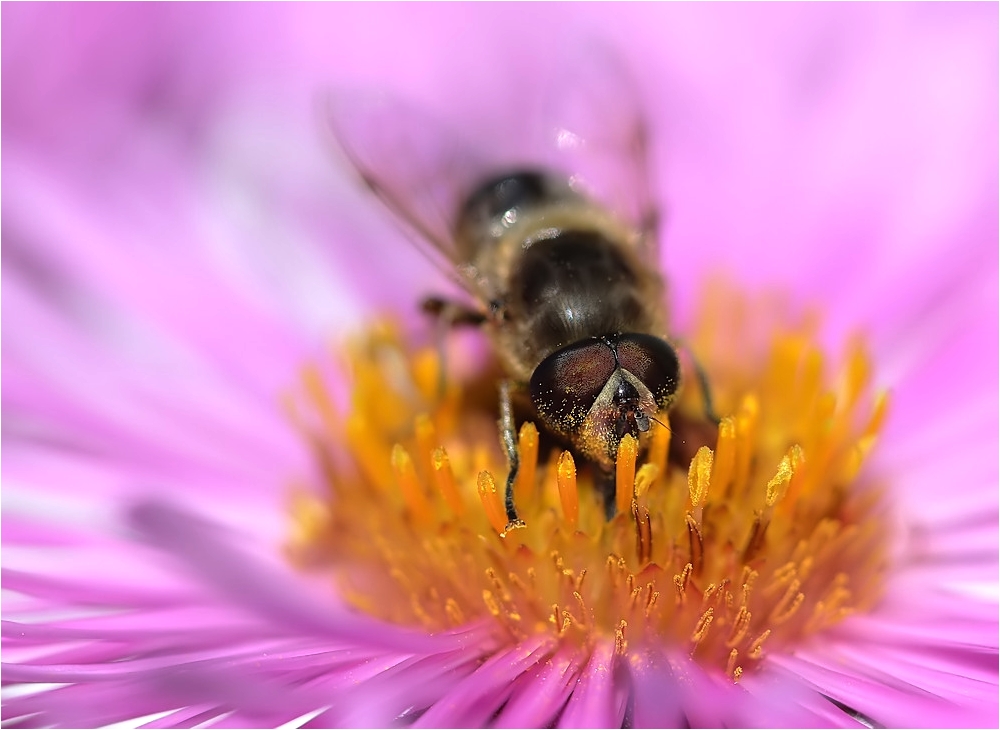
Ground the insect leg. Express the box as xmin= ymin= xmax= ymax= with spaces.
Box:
xmin=498 ymin=379 xmax=526 ymax=530
xmin=421 ymin=296 xmax=488 ymax=326
xmin=687 ymin=348 xmax=721 ymax=426
xmin=596 ymin=467 xmax=618 ymax=520
xmin=421 ymin=296 xmax=487 ymax=399
xmin=671 ymin=340 xmax=722 ymax=425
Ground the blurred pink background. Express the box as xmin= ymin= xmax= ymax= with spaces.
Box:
xmin=3 ymin=4 xmax=997 ymax=530
xmin=5 ymin=4 xmax=996 ymax=326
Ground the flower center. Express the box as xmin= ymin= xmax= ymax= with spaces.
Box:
xmin=285 ymin=284 xmax=891 ymax=680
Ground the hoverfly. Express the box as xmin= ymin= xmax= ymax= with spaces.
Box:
xmin=326 ymin=53 xmax=707 ymax=527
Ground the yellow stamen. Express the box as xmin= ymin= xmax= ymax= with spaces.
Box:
xmin=634 ymin=463 xmax=659 ymax=501
xmin=414 ymin=414 xmax=437 ymax=481
xmin=733 ymin=394 xmax=758 ymax=490
xmin=614 ymin=620 xmax=628 ymax=655
xmin=287 ymin=283 xmax=893 ymax=677
xmin=726 ymin=648 xmax=740 ymax=679
xmin=690 ymin=608 xmax=714 ymax=646
xmin=476 ymin=470 xmax=507 ymax=536
xmin=431 ymin=448 xmax=465 ymax=516
xmin=647 ymin=420 xmax=671 ymax=481
xmin=514 ymin=423 xmax=539 ymax=505
xmin=557 ymin=451 xmax=579 ymax=529
xmin=688 ymin=446 xmax=713 ymax=511
xmin=711 ymin=417 xmax=736 ymax=497
xmin=390 ymin=444 xmax=432 ymax=523
xmin=615 ymin=434 xmax=638 ymax=517
xmin=765 ymin=446 xmax=801 ymax=508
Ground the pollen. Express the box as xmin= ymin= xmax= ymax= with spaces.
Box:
xmin=285 ymin=285 xmax=892 ymax=679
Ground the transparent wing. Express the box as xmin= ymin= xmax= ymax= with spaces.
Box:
xmin=322 ymin=90 xmax=492 ymax=292
xmin=535 ymin=47 xmax=662 ymax=262
xmin=324 ymin=48 xmax=661 ymax=285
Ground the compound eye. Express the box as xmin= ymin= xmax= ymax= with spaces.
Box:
xmin=616 ymin=333 xmax=681 ymax=408
xmin=529 ymin=339 xmax=616 ymax=431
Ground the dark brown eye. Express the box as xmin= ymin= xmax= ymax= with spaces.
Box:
xmin=615 ymin=333 xmax=681 ymax=408
xmin=529 ymin=339 xmax=616 ymax=430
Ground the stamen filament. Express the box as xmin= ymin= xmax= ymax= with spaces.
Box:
xmin=477 ymin=470 xmax=508 ymax=535
xmin=391 ymin=444 xmax=432 ymax=523
xmin=688 ymin=446 xmax=713 ymax=526
xmin=431 ymin=448 xmax=465 ymax=516
xmin=616 ymin=434 xmax=638 ymax=517
xmin=514 ymin=423 xmax=539 ymax=504
xmin=712 ymin=417 xmax=737 ymax=497
xmin=557 ymin=451 xmax=579 ymax=529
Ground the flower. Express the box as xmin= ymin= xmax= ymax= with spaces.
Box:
xmin=3 ymin=4 xmax=997 ymax=729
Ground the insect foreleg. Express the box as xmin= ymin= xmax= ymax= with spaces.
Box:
xmin=675 ymin=342 xmax=721 ymax=426
xmin=596 ymin=467 xmax=618 ymax=520
xmin=421 ymin=296 xmax=488 ymax=327
xmin=421 ymin=296 xmax=488 ymax=399
xmin=692 ymin=355 xmax=722 ymax=426
xmin=498 ymin=379 xmax=526 ymax=531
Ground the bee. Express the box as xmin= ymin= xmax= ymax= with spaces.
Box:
xmin=326 ymin=54 xmax=708 ymax=526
